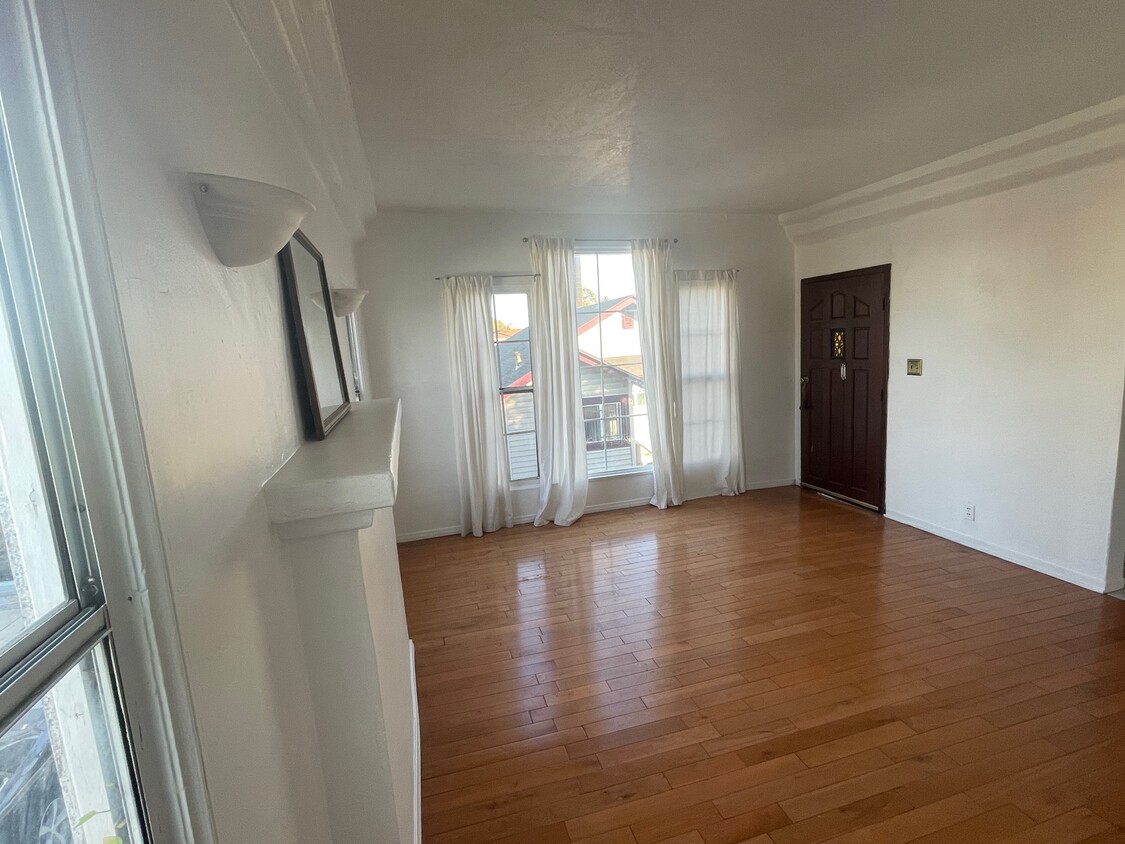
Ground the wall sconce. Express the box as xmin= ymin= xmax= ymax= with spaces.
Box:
xmin=332 ymin=289 xmax=369 ymax=401
xmin=307 ymin=288 xmax=369 ymax=399
xmin=189 ymin=172 xmax=314 ymax=267
xmin=330 ymin=288 xmax=368 ymax=316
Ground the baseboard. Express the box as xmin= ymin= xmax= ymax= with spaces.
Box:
xmin=397 ymin=480 xmax=799 ymax=543
xmin=743 ymin=478 xmax=797 ymax=491
xmin=885 ymin=509 xmax=1112 ymax=593
xmin=585 ymin=496 xmax=652 ymax=514
xmin=396 ymin=524 xmax=462 ymax=543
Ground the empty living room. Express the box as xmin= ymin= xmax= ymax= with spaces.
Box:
xmin=1 ymin=1 xmax=1124 ymax=843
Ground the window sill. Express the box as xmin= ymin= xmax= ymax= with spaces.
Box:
xmin=510 ymin=465 xmax=653 ymax=490
xmin=589 ymin=466 xmax=654 ymax=481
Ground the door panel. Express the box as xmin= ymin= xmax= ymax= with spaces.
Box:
xmin=800 ymin=265 xmax=890 ymax=511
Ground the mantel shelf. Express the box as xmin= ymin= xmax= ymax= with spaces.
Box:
xmin=264 ymin=398 xmax=402 ymax=539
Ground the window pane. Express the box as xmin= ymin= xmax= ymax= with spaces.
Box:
xmin=496 ymin=341 xmax=532 ymax=389
xmin=501 ymin=393 xmax=535 ymax=434
xmin=506 ymin=433 xmax=538 ymax=482
xmin=0 ymin=306 xmax=70 ymax=655
xmin=493 ymin=292 xmax=538 ymax=481
xmin=582 ymin=405 xmax=601 ymax=443
xmin=596 ymin=253 xmax=635 ymax=300
xmin=493 ymin=293 xmax=529 ymax=338
xmin=0 ymin=644 xmax=143 ymax=843
xmin=575 ymin=252 xmax=648 ymax=476
xmin=586 ymin=448 xmax=607 ymax=476
xmin=575 ymin=255 xmax=599 ymax=309
xmin=494 ymin=293 xmax=532 ymax=388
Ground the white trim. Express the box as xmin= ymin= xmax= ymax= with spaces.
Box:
xmin=742 ymin=478 xmax=797 ymax=491
xmin=396 ymin=525 xmax=464 ymax=543
xmin=492 ymin=276 xmax=535 ymax=294
xmin=395 ymin=481 xmax=797 ymax=543
xmin=585 ymin=496 xmax=652 ymax=514
xmin=589 ymin=465 xmax=655 ymax=481
xmin=3 ymin=3 xmax=216 ymax=841
xmin=219 ymin=0 xmax=374 ymax=238
xmin=886 ymin=510 xmax=1116 ymax=594
xmin=395 ymin=498 xmax=652 ymax=542
xmin=780 ymin=95 xmax=1125 ymax=245
xmin=575 ymin=239 xmax=632 ymax=254
xmin=409 ymin=639 xmax=421 ymax=844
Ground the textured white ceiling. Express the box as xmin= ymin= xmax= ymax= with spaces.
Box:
xmin=333 ymin=0 xmax=1125 ymax=214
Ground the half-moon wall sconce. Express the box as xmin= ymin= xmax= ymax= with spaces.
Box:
xmin=189 ymin=172 xmax=314 ymax=267
xmin=329 ymin=288 xmax=368 ymax=316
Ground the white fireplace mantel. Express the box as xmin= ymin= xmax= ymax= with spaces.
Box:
xmin=264 ymin=398 xmax=402 ymax=538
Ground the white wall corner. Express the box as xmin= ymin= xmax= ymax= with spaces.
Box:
xmin=779 ymin=95 xmax=1125 ymax=245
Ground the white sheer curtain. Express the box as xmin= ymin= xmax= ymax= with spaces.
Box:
xmin=632 ymin=239 xmax=685 ymax=509
xmin=528 ymin=238 xmax=587 ymax=526
xmin=442 ymin=275 xmax=513 ymax=536
xmin=676 ymin=269 xmax=746 ymax=499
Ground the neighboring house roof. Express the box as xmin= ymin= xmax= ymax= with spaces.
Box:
xmin=497 ymin=295 xmax=643 ymax=389
xmin=497 ymin=337 xmax=532 ymax=388
xmin=576 ymin=295 xmax=635 ymax=335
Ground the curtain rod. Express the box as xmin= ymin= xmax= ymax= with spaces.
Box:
xmin=434 ymin=272 xmax=541 ymax=280
xmin=521 ymin=237 xmax=678 ymax=244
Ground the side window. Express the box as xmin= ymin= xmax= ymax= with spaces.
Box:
xmin=492 ymin=292 xmax=538 ymax=481
xmin=0 ymin=82 xmax=148 ymax=844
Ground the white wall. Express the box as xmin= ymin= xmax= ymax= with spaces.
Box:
xmin=58 ymin=0 xmax=374 ymax=840
xmin=357 ymin=210 xmax=795 ymax=540
xmin=793 ymin=159 xmax=1125 ymax=592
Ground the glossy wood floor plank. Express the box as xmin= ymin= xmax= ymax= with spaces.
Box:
xmin=399 ymin=487 xmax=1125 ymax=843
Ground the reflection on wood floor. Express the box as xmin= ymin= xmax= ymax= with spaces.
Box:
xmin=399 ymin=486 xmax=1125 ymax=844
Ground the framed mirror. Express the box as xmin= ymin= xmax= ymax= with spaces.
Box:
xmin=278 ymin=230 xmax=350 ymax=439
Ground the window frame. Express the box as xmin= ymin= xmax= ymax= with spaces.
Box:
xmin=491 ymin=279 xmax=540 ymax=484
xmin=0 ymin=110 xmax=147 ymax=842
xmin=573 ymin=242 xmax=653 ymax=479
xmin=1 ymin=4 xmax=216 ymax=841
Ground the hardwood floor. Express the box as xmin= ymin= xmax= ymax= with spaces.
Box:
xmin=398 ymin=487 xmax=1125 ymax=843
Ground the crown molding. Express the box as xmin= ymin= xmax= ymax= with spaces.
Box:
xmin=222 ymin=0 xmax=376 ymax=238
xmin=780 ymin=95 xmax=1125 ymax=245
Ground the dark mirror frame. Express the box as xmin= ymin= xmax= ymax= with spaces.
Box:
xmin=277 ymin=230 xmax=351 ymax=439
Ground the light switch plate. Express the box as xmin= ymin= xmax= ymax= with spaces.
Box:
xmin=907 ymin=358 xmax=923 ymax=376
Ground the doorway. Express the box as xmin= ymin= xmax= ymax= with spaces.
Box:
xmin=800 ymin=265 xmax=891 ymax=511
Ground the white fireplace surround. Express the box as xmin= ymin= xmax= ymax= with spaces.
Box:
xmin=264 ymin=399 xmax=420 ymax=843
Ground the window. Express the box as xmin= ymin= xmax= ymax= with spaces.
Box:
xmin=492 ymin=291 xmax=539 ymax=481
xmin=575 ymin=250 xmax=652 ymax=476
xmin=0 ymin=97 xmax=147 ymax=843
xmin=678 ymin=270 xmax=744 ymax=497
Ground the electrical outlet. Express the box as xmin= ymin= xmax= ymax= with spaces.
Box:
xmin=907 ymin=358 xmax=923 ymax=376
xmin=963 ymin=503 xmax=976 ymax=522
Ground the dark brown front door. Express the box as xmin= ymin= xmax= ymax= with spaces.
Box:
xmin=800 ymin=265 xmax=890 ymax=511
